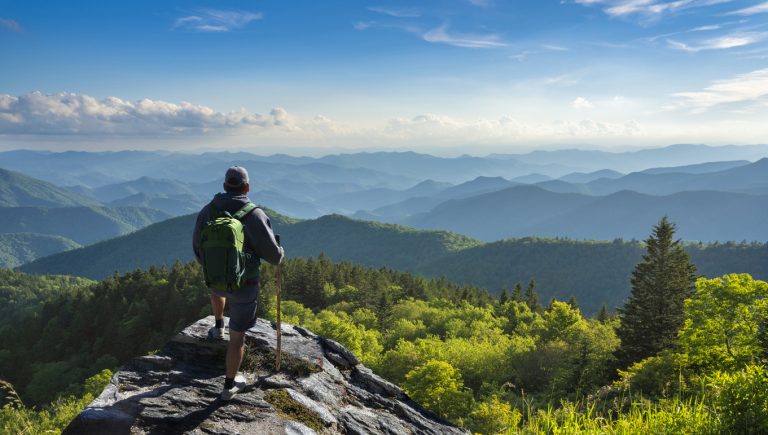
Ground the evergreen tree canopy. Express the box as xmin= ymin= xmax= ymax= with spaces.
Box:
xmin=616 ymin=217 xmax=697 ymax=366
xmin=597 ymin=304 xmax=610 ymax=323
xmin=511 ymin=283 xmax=523 ymax=302
xmin=499 ymin=287 xmax=509 ymax=305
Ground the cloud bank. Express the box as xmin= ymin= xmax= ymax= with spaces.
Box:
xmin=0 ymin=92 xmax=648 ymax=148
xmin=0 ymin=92 xmax=290 ymax=135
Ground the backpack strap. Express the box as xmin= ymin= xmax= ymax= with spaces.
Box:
xmin=232 ymin=202 xmax=257 ymax=220
xmin=208 ymin=201 xmax=229 ymax=218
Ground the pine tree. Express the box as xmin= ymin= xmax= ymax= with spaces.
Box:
xmin=376 ymin=289 xmax=393 ymax=330
xmin=460 ymin=288 xmax=470 ymax=301
xmin=616 ymin=217 xmax=697 ymax=366
xmin=567 ymin=296 xmax=579 ymax=310
xmin=597 ymin=304 xmax=609 ymax=323
xmin=499 ymin=287 xmax=509 ymax=305
xmin=511 ymin=283 xmax=523 ymax=302
xmin=525 ymin=279 xmax=542 ymax=313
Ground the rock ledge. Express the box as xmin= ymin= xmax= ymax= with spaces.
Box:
xmin=65 ymin=316 xmax=468 ymax=435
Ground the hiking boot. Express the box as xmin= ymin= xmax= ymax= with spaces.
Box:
xmin=207 ymin=327 xmax=224 ymax=340
xmin=221 ymin=375 xmax=246 ymax=400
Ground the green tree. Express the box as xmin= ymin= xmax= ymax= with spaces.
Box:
xmin=758 ymin=308 xmax=768 ymax=364
xmin=511 ymin=283 xmax=523 ymax=302
xmin=567 ymin=296 xmax=579 ymax=310
xmin=616 ymin=217 xmax=696 ymax=366
xmin=499 ymin=288 xmax=509 ymax=305
xmin=597 ymin=304 xmax=609 ymax=323
xmin=525 ymin=279 xmax=542 ymax=314
xmin=402 ymin=360 xmax=472 ymax=422
xmin=468 ymin=395 xmax=521 ymax=434
xmin=679 ymin=274 xmax=768 ymax=370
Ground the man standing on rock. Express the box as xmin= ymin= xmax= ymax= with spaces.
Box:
xmin=193 ymin=166 xmax=284 ymax=400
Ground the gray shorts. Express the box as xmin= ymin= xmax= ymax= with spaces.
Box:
xmin=211 ymin=279 xmax=260 ymax=332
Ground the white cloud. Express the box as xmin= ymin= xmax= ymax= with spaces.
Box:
xmin=572 ymin=97 xmax=594 ymax=109
xmin=0 ymin=17 xmax=22 ymax=32
xmin=384 ymin=114 xmax=641 ymax=141
xmin=672 ymin=68 xmax=768 ymax=111
xmin=510 ymin=45 xmax=569 ymax=61
xmin=6 ymin=91 xmax=736 ymax=149
xmin=728 ymin=1 xmax=768 ymax=16
xmin=355 ymin=21 xmax=506 ymax=50
xmin=0 ymin=92 xmax=292 ymax=135
xmin=690 ymin=24 xmax=720 ymax=31
xmin=173 ymin=9 xmax=262 ymax=32
xmin=422 ymin=25 xmax=506 ymax=48
xmin=367 ymin=6 xmax=421 ymax=17
xmin=668 ymin=31 xmax=768 ymax=51
xmin=573 ymin=0 xmax=735 ymax=18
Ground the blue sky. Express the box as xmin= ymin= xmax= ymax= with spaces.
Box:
xmin=1 ymin=0 xmax=767 ymax=154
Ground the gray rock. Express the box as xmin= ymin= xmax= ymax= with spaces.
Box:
xmin=321 ymin=338 xmax=360 ymax=367
xmin=352 ymin=365 xmax=404 ymax=398
xmin=64 ymin=316 xmax=468 ymax=435
xmin=285 ymin=420 xmax=317 ymax=435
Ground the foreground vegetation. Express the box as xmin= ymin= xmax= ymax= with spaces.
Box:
xmin=1 ymin=257 xmax=767 ymax=433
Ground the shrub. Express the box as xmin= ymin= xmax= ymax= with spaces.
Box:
xmin=616 ymin=351 xmax=689 ymax=398
xmin=467 ymin=395 xmax=521 ymax=434
xmin=709 ymin=364 xmax=768 ymax=434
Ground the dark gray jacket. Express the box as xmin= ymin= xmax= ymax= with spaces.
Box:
xmin=192 ymin=193 xmax=284 ymax=278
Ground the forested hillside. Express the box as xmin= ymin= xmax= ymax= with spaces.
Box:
xmin=420 ymin=238 xmax=768 ymax=313
xmin=19 ymin=211 xmax=481 ymax=282
xmin=3 ymin=258 xmax=767 ymax=434
xmin=0 ymin=233 xmax=80 ymax=268
xmin=0 ymin=260 xmax=488 ymax=406
xmin=20 ymin=210 xmax=768 ymax=314
xmin=0 ymin=168 xmax=97 ymax=208
xmin=0 ymin=206 xmax=170 ymax=245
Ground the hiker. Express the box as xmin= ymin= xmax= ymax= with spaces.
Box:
xmin=192 ymin=166 xmax=284 ymax=400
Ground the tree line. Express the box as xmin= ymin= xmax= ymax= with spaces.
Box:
xmin=2 ymin=217 xmax=767 ymax=433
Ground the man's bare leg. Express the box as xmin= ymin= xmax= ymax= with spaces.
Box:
xmin=210 ymin=293 xmax=226 ymax=320
xmin=226 ymin=330 xmax=246 ymax=379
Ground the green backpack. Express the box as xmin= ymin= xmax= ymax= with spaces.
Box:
xmin=200 ymin=202 xmax=257 ymax=292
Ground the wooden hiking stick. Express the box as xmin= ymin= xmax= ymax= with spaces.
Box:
xmin=275 ymin=235 xmax=283 ymax=372
xmin=275 ymin=263 xmax=283 ymax=371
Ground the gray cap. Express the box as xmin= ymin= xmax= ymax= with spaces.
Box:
xmin=224 ymin=166 xmax=249 ymax=189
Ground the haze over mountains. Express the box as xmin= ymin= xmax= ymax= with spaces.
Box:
xmin=2 ymin=143 xmax=767 ymax=312
xmin=0 ymin=145 xmax=766 ymax=240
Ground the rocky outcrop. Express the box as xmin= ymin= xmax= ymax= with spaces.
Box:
xmin=65 ymin=316 xmax=468 ymax=434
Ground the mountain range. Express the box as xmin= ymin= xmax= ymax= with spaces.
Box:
xmin=3 ymin=144 xmax=768 ymax=313
xmin=402 ymin=184 xmax=768 ymax=242
xmin=2 ymin=144 xmax=766 ymax=187
xmin=18 ymin=209 xmax=768 ymax=315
